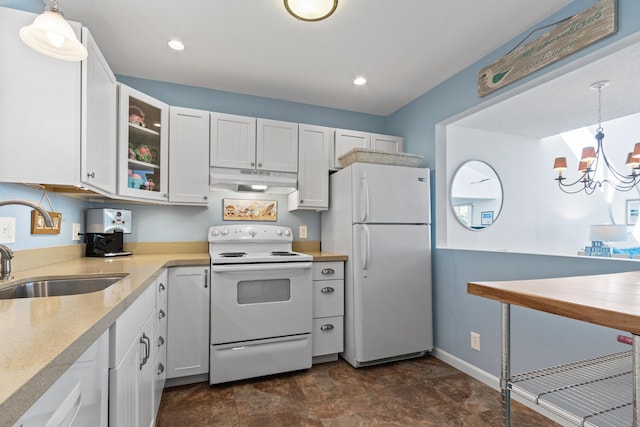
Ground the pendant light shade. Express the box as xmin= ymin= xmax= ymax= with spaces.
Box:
xmin=284 ymin=0 xmax=338 ymax=22
xmin=19 ymin=4 xmax=87 ymax=61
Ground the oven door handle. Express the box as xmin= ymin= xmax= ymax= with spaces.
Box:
xmin=210 ymin=262 xmax=312 ymax=273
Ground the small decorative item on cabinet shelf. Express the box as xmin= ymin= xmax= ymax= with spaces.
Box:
xmin=223 ymin=199 xmax=277 ymax=221
xmin=134 ymin=144 xmax=153 ymax=163
xmin=128 ymin=142 xmax=136 ymax=160
xmin=129 ymin=105 xmax=146 ymax=127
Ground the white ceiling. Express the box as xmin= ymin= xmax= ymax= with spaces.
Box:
xmin=58 ymin=0 xmax=573 ymax=116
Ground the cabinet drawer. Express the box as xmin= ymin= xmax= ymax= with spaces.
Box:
xmin=312 ymin=316 xmax=343 ymax=357
xmin=313 ymin=279 xmax=344 ymax=318
xmin=312 ymin=262 xmax=343 ymax=280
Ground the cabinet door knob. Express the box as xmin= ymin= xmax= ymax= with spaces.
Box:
xmin=321 ymin=268 xmax=335 ymax=275
xmin=321 ymin=287 xmax=335 ymax=294
xmin=251 ymin=162 xmax=255 ymax=166
xmin=320 ymin=324 xmax=334 ymax=331
xmin=300 ymin=200 xmax=304 ymax=203
xmin=203 ymin=195 xmax=208 ymax=200
xmin=258 ymin=163 xmax=262 ymax=167
xmin=87 ymin=172 xmax=95 ymax=179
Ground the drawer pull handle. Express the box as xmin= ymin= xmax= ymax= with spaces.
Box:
xmin=321 ymin=268 xmax=335 ymax=275
xmin=158 ymin=309 xmax=166 ymax=319
xmin=158 ymin=363 xmax=165 ymax=375
xmin=321 ymin=287 xmax=335 ymax=294
xmin=320 ymin=324 xmax=334 ymax=331
xmin=158 ymin=336 xmax=165 ymax=347
xmin=159 ymin=283 xmax=166 ymax=292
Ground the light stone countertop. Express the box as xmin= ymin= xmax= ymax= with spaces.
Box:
xmin=0 ymin=253 xmax=209 ymax=427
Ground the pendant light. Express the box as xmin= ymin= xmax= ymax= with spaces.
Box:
xmin=284 ymin=0 xmax=338 ymax=22
xmin=19 ymin=0 xmax=87 ymax=61
xmin=553 ymin=81 xmax=640 ymax=194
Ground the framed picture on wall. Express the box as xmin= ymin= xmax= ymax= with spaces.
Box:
xmin=481 ymin=211 xmax=494 ymax=226
xmin=626 ymin=199 xmax=640 ymax=225
xmin=223 ymin=198 xmax=277 ymax=221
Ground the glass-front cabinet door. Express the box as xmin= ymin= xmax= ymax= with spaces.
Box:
xmin=118 ymin=83 xmax=169 ymax=201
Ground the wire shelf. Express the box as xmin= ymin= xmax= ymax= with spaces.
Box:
xmin=510 ymin=351 xmax=632 ymax=427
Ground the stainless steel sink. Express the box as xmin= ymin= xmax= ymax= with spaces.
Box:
xmin=0 ymin=275 xmax=126 ymax=300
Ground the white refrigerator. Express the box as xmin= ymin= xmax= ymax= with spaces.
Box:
xmin=321 ymin=162 xmax=432 ymax=367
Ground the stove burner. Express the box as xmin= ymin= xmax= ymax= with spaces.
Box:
xmin=219 ymin=252 xmax=247 ymax=258
xmin=270 ymin=251 xmax=299 ymax=257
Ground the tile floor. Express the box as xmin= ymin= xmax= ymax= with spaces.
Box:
xmin=156 ymin=355 xmax=559 ymax=426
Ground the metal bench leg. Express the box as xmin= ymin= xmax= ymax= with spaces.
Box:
xmin=501 ymin=303 xmax=511 ymax=427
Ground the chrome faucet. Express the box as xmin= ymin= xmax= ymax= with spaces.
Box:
xmin=0 ymin=199 xmax=54 ymax=280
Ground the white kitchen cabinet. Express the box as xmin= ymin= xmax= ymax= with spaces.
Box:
xmin=166 ymin=266 xmax=210 ymax=383
xmin=168 ymin=106 xmax=210 ymax=205
xmin=12 ymin=331 xmax=109 ymax=427
xmin=210 ymin=113 xmax=298 ymax=173
xmin=0 ymin=8 xmax=116 ymax=195
xmin=210 ymin=112 xmax=257 ymax=169
xmin=370 ymin=133 xmax=404 ymax=153
xmin=332 ymin=128 xmax=405 ymax=170
xmin=154 ymin=270 xmax=168 ymax=416
xmin=109 ymin=283 xmax=156 ymax=427
xmin=118 ymin=84 xmax=169 ymax=202
xmin=288 ymin=124 xmax=332 ymax=211
xmin=256 ymin=118 xmax=298 ymax=173
xmin=311 ymin=261 xmax=345 ymax=363
xmin=81 ymin=27 xmax=117 ymax=194
xmin=333 ymin=129 xmax=370 ymax=170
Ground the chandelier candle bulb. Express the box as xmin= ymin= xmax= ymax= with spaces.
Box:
xmin=553 ymin=157 xmax=567 ymax=179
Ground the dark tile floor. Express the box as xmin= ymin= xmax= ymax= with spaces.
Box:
xmin=157 ymin=355 xmax=558 ymax=426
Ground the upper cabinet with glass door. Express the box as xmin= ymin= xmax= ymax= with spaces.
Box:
xmin=118 ymin=84 xmax=169 ymax=202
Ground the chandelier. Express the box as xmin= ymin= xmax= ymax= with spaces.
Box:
xmin=553 ymin=80 xmax=640 ymax=194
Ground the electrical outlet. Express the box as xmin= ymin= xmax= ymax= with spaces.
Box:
xmin=72 ymin=223 xmax=82 ymax=241
xmin=0 ymin=217 xmax=16 ymax=244
xmin=470 ymin=332 xmax=481 ymax=351
xmin=299 ymin=225 xmax=308 ymax=239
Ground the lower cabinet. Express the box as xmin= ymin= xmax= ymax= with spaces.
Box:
xmin=154 ymin=269 xmax=168 ymax=416
xmin=311 ymin=261 xmax=345 ymax=363
xmin=12 ymin=330 xmax=109 ymax=427
xmin=166 ymin=266 xmax=210 ymax=384
xmin=109 ymin=280 xmax=157 ymax=427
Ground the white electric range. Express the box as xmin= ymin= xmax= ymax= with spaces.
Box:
xmin=208 ymin=224 xmax=313 ymax=384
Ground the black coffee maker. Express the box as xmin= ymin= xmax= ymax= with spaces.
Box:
xmin=85 ymin=208 xmax=132 ymax=257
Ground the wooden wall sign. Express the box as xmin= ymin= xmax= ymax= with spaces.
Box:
xmin=478 ymin=0 xmax=617 ymax=97
xmin=30 ymin=210 xmax=62 ymax=235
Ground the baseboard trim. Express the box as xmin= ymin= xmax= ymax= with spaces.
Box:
xmin=431 ymin=348 xmax=572 ymax=427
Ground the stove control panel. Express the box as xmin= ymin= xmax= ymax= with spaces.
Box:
xmin=208 ymin=224 xmax=294 ymax=242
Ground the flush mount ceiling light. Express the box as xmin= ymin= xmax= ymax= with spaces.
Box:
xmin=168 ymin=39 xmax=185 ymax=51
xmin=19 ymin=0 xmax=87 ymax=61
xmin=354 ymin=77 xmax=367 ymax=86
xmin=284 ymin=0 xmax=338 ymax=22
xmin=553 ymin=80 xmax=640 ymax=194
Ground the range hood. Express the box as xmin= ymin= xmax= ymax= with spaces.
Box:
xmin=210 ymin=167 xmax=297 ymax=194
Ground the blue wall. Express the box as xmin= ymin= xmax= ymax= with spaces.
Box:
xmin=388 ymin=0 xmax=640 ymax=377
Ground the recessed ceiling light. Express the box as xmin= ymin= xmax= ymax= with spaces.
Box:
xmin=354 ymin=77 xmax=367 ymax=86
xmin=168 ymin=40 xmax=185 ymax=51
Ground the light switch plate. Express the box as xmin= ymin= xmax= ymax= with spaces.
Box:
xmin=0 ymin=217 xmax=16 ymax=244
xmin=299 ymin=225 xmax=308 ymax=239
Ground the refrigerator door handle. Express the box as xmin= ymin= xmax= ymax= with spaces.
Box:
xmin=360 ymin=224 xmax=370 ymax=277
xmin=359 ymin=177 xmax=370 ymax=222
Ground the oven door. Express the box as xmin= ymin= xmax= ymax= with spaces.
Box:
xmin=210 ymin=262 xmax=312 ymax=344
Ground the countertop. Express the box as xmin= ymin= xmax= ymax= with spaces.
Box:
xmin=301 ymin=251 xmax=348 ymax=262
xmin=467 ymin=270 xmax=640 ymax=335
xmin=0 ymin=248 xmax=347 ymax=427
xmin=0 ymin=253 xmax=209 ymax=427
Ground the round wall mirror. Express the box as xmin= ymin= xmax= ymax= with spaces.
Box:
xmin=450 ymin=160 xmax=503 ymax=230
